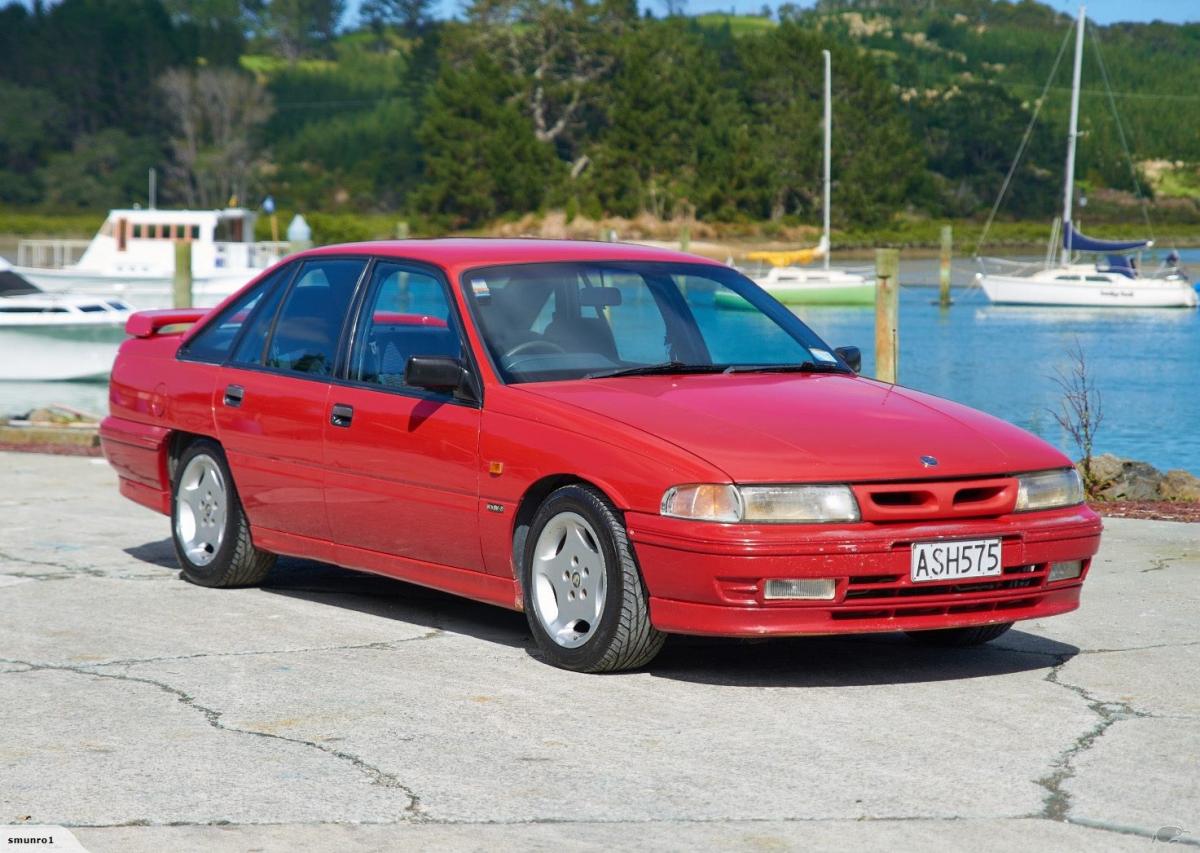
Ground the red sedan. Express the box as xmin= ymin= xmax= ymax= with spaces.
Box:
xmin=101 ymin=240 xmax=1101 ymax=671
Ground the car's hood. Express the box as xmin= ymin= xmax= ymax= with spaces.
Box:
xmin=518 ymin=373 xmax=1069 ymax=482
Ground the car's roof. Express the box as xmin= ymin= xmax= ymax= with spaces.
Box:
xmin=298 ymin=238 xmax=724 ymax=271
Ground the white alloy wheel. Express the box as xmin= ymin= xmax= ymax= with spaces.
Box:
xmin=174 ymin=453 xmax=228 ymax=567
xmin=530 ymin=511 xmax=608 ymax=648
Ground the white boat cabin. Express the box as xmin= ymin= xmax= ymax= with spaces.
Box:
xmin=75 ymin=208 xmax=278 ymax=278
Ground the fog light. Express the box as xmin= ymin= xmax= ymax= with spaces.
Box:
xmin=1048 ymin=560 xmax=1084 ymax=583
xmin=764 ymin=578 xmax=836 ymax=600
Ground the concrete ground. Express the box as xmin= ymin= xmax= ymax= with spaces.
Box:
xmin=0 ymin=451 xmax=1196 ymax=852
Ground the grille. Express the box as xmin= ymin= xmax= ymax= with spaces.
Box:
xmin=830 ymin=563 xmax=1048 ymax=621
xmin=852 ymin=477 xmax=1018 ymax=522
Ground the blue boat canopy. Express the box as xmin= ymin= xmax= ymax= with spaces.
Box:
xmin=1063 ymin=221 xmax=1152 ymax=253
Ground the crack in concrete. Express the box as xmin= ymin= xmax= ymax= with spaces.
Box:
xmin=1034 ymin=654 xmax=1153 ymax=824
xmin=54 ymin=815 xmax=1200 ymax=846
xmin=1068 ymin=816 xmax=1200 ymax=847
xmin=1078 ymin=639 xmax=1200 ymax=655
xmin=1 ymin=657 xmax=426 ymax=820
xmin=91 ymin=631 xmax=444 ymax=669
xmin=1140 ymin=555 xmax=1179 ymax=573
xmin=0 ymin=549 xmax=107 ymax=577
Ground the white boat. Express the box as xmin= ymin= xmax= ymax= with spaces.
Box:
xmin=976 ymin=6 xmax=1197 ymax=309
xmin=0 ymin=259 xmax=132 ymax=381
xmin=738 ymin=51 xmax=873 ymax=307
xmin=12 ymin=207 xmax=287 ymax=310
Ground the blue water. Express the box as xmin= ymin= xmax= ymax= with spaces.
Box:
xmin=790 ymin=254 xmax=1200 ymax=476
xmin=2 ymin=251 xmax=1197 ymax=475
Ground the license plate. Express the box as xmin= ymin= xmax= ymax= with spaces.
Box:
xmin=910 ymin=538 xmax=1002 ymax=583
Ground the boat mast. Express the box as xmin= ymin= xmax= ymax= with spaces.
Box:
xmin=822 ymin=49 xmax=832 ymax=271
xmin=1062 ymin=5 xmax=1086 ymax=265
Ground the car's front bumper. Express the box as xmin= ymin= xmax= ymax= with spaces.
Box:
xmin=625 ymin=505 xmax=1101 ymax=637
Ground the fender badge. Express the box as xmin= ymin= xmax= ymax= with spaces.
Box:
xmin=486 ymin=503 xmax=505 ymax=513
xmin=920 ymin=455 xmax=939 ymax=468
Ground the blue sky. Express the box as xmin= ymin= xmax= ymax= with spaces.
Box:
xmin=412 ymin=0 xmax=1198 ymax=23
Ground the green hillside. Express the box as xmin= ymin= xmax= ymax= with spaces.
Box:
xmin=0 ymin=0 xmax=1196 ymax=236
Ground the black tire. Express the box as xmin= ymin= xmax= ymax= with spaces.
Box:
xmin=171 ymin=438 xmax=275 ymax=588
xmin=522 ymin=484 xmax=665 ymax=673
xmin=905 ymin=622 xmax=1014 ymax=647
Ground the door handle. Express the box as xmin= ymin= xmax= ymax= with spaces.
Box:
xmin=223 ymin=384 xmax=244 ymax=407
xmin=330 ymin=403 xmax=354 ymax=428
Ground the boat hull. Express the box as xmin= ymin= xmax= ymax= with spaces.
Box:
xmin=12 ymin=266 xmax=257 ymax=310
xmin=0 ymin=324 xmax=125 ymax=381
xmin=979 ymin=274 xmax=1198 ymax=308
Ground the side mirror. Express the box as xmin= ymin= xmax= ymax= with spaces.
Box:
xmin=834 ymin=346 xmax=861 ymax=374
xmin=405 ymin=355 xmax=469 ymax=394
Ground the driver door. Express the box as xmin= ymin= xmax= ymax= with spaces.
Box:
xmin=323 ymin=261 xmax=485 ymax=571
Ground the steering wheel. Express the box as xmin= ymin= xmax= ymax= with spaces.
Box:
xmin=502 ymin=339 xmax=568 ymax=361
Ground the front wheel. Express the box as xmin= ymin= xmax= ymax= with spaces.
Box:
xmin=522 ymin=484 xmax=665 ymax=672
xmin=905 ymin=622 xmax=1014 ymax=647
xmin=171 ymin=438 xmax=275 ymax=588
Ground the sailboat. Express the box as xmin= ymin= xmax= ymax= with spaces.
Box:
xmin=722 ymin=50 xmax=874 ymax=309
xmin=976 ymin=6 xmax=1196 ymax=309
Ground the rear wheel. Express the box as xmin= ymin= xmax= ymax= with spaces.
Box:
xmin=905 ymin=622 xmax=1014 ymax=647
xmin=172 ymin=439 xmax=275 ymax=588
xmin=522 ymin=484 xmax=665 ymax=672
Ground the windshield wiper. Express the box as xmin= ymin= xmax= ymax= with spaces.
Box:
xmin=722 ymin=361 xmax=849 ymax=374
xmin=586 ymin=361 xmax=728 ymax=379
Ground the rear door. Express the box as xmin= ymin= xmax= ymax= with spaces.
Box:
xmin=323 ymin=260 xmax=484 ymax=571
xmin=215 ymin=257 xmax=367 ymax=540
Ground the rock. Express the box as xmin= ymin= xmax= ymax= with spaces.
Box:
xmin=1084 ymin=454 xmax=1165 ymax=502
xmin=1160 ymin=469 xmax=1200 ymax=502
xmin=1085 ymin=453 xmax=1124 ymax=489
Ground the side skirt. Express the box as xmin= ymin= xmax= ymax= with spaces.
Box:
xmin=252 ymin=527 xmax=523 ymax=612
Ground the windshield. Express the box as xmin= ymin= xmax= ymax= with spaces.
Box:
xmin=459 ymin=261 xmax=845 ymax=383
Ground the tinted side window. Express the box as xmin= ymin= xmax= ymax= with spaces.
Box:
xmin=230 ymin=270 xmax=291 ymax=365
xmin=349 ymin=263 xmax=463 ymax=390
xmin=266 ymin=259 xmax=365 ymax=376
xmin=179 ymin=265 xmax=290 ymax=363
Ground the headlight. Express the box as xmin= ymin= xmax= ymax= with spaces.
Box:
xmin=660 ymin=484 xmax=742 ymax=522
xmin=1015 ymin=468 xmax=1085 ymax=512
xmin=661 ymin=484 xmax=859 ymax=523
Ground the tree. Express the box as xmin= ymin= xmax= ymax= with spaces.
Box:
xmin=39 ymin=129 xmax=161 ymax=209
xmin=251 ymin=0 xmax=345 ymax=59
xmin=584 ymin=20 xmax=755 ymax=220
xmin=414 ymin=55 xmax=562 ymax=227
xmin=1051 ymin=340 xmax=1105 ymax=497
xmin=159 ymin=68 xmax=274 ymax=208
xmin=463 ymin=0 xmax=634 ymax=176
xmin=361 ymin=0 xmax=432 ymax=35
xmin=737 ymin=24 xmax=925 ymax=226
xmin=912 ymin=82 xmax=1060 ymax=217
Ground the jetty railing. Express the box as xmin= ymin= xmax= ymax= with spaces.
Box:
xmin=17 ymin=239 xmax=92 ymax=269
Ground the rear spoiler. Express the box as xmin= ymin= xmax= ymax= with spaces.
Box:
xmin=126 ymin=308 xmax=209 ymax=338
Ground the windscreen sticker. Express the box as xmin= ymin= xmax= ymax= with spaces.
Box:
xmin=811 ymin=349 xmax=837 ymax=363
xmin=471 ymin=278 xmax=490 ymax=295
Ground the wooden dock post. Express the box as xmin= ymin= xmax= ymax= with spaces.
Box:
xmin=939 ymin=224 xmax=953 ymax=308
xmin=874 ymin=248 xmax=899 ymax=384
xmin=173 ymin=240 xmax=193 ymax=309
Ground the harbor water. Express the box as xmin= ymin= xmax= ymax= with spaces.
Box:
xmin=1 ymin=250 xmax=1197 ymax=475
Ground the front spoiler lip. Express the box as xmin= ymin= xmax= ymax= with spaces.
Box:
xmin=649 ymin=585 xmax=1083 ymax=638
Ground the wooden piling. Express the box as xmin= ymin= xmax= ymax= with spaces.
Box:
xmin=874 ymin=248 xmax=899 ymax=384
xmin=173 ymin=240 xmax=193 ymax=309
xmin=939 ymin=224 xmax=953 ymax=308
